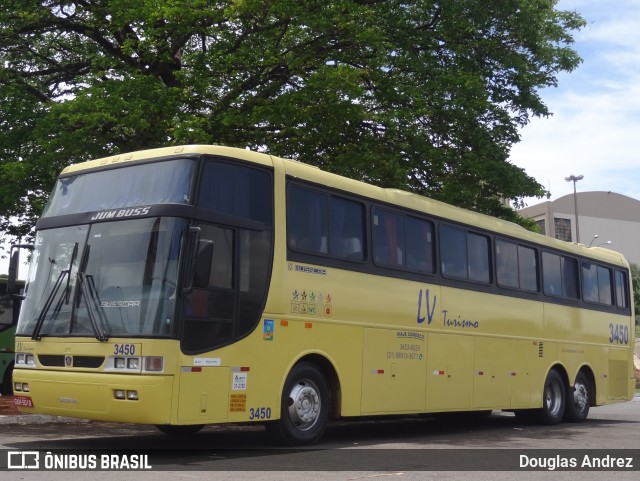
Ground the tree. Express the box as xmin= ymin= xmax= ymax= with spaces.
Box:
xmin=0 ymin=0 xmax=585 ymax=245
xmin=630 ymin=264 xmax=640 ymax=322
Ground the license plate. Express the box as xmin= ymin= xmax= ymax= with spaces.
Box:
xmin=13 ymin=396 xmax=34 ymax=408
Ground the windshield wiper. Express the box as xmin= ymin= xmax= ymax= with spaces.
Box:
xmin=31 ymin=269 xmax=68 ymax=341
xmin=78 ymin=272 xmax=109 ymax=342
xmin=31 ymin=243 xmax=79 ymax=340
xmin=75 ymin=245 xmax=109 ymax=342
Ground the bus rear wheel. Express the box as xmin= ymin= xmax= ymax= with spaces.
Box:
xmin=564 ymin=371 xmax=591 ymax=422
xmin=266 ymin=362 xmax=330 ymax=446
xmin=531 ymin=369 xmax=566 ymax=425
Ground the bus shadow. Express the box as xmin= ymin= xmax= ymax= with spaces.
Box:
xmin=5 ymin=411 xmax=636 ymax=452
xmin=4 ymin=413 xmax=637 ymax=470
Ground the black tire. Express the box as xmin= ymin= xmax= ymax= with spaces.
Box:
xmin=531 ymin=369 xmax=566 ymax=425
xmin=156 ymin=424 xmax=204 ymax=436
xmin=266 ymin=362 xmax=330 ymax=446
xmin=564 ymin=371 xmax=591 ymax=422
xmin=1 ymin=363 xmax=13 ymax=395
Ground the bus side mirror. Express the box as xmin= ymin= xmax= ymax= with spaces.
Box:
xmin=193 ymin=240 xmax=214 ymax=289
xmin=8 ymin=244 xmax=33 ymax=294
xmin=7 ymin=250 xmax=19 ymax=294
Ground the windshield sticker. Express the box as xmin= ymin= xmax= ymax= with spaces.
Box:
xmin=288 ymin=263 xmax=327 ymax=275
xmin=101 ymin=300 xmax=141 ymax=308
xmin=232 ymin=372 xmax=248 ymax=391
xmin=193 ymin=358 xmax=221 ymax=367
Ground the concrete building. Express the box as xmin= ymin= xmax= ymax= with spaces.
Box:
xmin=519 ymin=191 xmax=640 ymax=267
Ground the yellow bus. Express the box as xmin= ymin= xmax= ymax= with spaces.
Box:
xmin=11 ymin=145 xmax=635 ymax=445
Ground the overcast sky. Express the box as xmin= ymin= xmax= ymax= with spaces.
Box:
xmin=510 ymin=0 xmax=640 ymax=205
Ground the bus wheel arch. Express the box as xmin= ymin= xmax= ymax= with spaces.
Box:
xmin=267 ymin=355 xmax=338 ymax=445
xmin=564 ymin=367 xmax=595 ymax=423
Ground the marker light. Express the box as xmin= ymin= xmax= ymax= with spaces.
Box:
xmin=144 ymin=357 xmax=164 ymax=372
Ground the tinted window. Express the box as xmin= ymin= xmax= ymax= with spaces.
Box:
xmin=330 ymin=197 xmax=365 ymax=260
xmin=440 ymin=225 xmax=490 ymax=283
xmin=44 ymin=158 xmax=196 ymax=217
xmin=287 ymin=185 xmax=364 ymax=261
xmin=543 ymin=252 xmax=579 ymax=299
xmin=615 ymin=270 xmax=629 ymax=308
xmin=440 ymin=225 xmax=467 ymax=279
xmin=468 ymin=233 xmax=490 ymax=283
xmin=496 ymin=240 xmax=519 ymax=288
xmin=199 ymin=161 xmax=272 ymax=225
xmin=518 ymin=245 xmax=538 ymax=292
xmin=496 ymin=240 xmax=538 ymax=291
xmin=597 ymin=266 xmax=612 ymax=305
xmin=287 ymin=187 xmax=329 ymax=254
xmin=405 ymin=216 xmax=435 ymax=274
xmin=582 ymin=262 xmax=598 ymax=303
xmin=372 ymin=209 xmax=434 ymax=273
xmin=373 ymin=209 xmax=404 ymax=268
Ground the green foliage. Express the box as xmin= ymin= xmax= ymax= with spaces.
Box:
xmin=0 ymin=0 xmax=585 ymax=243
xmin=629 ymin=264 xmax=640 ymax=318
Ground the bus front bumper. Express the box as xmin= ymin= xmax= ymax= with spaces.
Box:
xmin=12 ymin=368 xmax=174 ymax=424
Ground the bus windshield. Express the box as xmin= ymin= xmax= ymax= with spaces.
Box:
xmin=17 ymin=217 xmax=185 ymax=339
xmin=43 ymin=158 xmax=195 ymax=217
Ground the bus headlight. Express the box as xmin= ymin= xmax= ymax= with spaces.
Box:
xmin=127 ymin=357 xmax=140 ymax=370
xmin=15 ymin=353 xmax=36 ymax=366
xmin=114 ymin=357 xmax=126 ymax=369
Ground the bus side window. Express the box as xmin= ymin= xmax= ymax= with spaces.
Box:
xmin=405 ymin=216 xmax=434 ymax=274
xmin=615 ymin=270 xmax=629 ymax=308
xmin=372 ymin=208 xmax=404 ymax=268
xmin=440 ymin=225 xmax=490 ymax=283
xmin=440 ymin=225 xmax=467 ymax=279
xmin=330 ymin=197 xmax=364 ymax=261
xmin=543 ymin=252 xmax=579 ymax=299
xmin=496 ymin=240 xmax=518 ymax=288
xmin=287 ymin=186 xmax=329 ymax=254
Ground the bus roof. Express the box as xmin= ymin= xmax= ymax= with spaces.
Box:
xmin=60 ymin=144 xmax=628 ymax=268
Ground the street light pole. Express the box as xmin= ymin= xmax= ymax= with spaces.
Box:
xmin=565 ymin=174 xmax=584 ymax=243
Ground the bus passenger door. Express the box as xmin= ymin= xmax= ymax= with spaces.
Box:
xmin=361 ymin=328 xmax=426 ymax=413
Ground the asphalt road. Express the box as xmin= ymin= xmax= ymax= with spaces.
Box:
xmin=0 ymin=394 xmax=639 ymax=481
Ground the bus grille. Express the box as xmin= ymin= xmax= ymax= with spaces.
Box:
xmin=538 ymin=342 xmax=544 ymax=358
xmin=38 ymin=355 xmax=105 ymax=368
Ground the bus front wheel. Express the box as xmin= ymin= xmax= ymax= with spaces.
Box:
xmin=267 ymin=362 xmax=330 ymax=446
xmin=532 ymin=369 xmax=566 ymax=425
xmin=1 ymin=363 xmax=13 ymax=395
